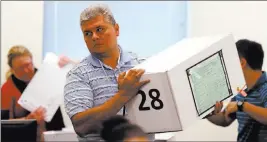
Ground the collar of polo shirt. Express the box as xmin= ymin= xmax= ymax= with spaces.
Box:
xmin=89 ymin=45 xmax=133 ymax=68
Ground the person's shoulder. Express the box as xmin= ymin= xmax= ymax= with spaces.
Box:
xmin=258 ymin=74 xmax=267 ymax=92
xmin=1 ymin=80 xmax=8 ymax=88
xmin=259 ymin=71 xmax=267 ymax=89
xmin=1 ymin=77 xmax=18 ymax=100
xmin=1 ymin=77 xmax=13 ymax=92
xmin=67 ymin=56 xmax=93 ymax=76
xmin=1 ymin=79 xmax=14 ymax=109
xmin=259 ymin=82 xmax=267 ymax=97
xmin=1 ymin=81 xmax=9 ymax=94
xmin=260 ymin=83 xmax=267 ymax=103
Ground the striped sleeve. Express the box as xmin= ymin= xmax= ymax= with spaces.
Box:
xmin=230 ymin=95 xmax=237 ymax=102
xmin=263 ymin=92 xmax=267 ymax=108
xmin=260 ymin=87 xmax=267 ymax=108
xmin=64 ymin=68 xmax=94 ymax=119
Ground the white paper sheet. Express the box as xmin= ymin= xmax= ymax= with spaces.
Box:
xmin=18 ymin=52 xmax=74 ymax=122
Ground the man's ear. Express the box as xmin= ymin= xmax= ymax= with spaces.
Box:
xmin=114 ymin=23 xmax=119 ymax=36
xmin=240 ymin=58 xmax=247 ymax=69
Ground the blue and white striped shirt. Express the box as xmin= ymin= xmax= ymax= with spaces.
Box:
xmin=63 ymin=47 xmax=143 ymax=140
xmin=64 ymin=48 xmax=142 ymax=118
xmin=231 ymin=71 xmax=267 ymax=142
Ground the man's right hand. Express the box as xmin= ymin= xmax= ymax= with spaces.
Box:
xmin=117 ymin=69 xmax=150 ymax=100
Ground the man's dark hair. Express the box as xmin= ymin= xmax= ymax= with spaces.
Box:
xmin=101 ymin=115 xmax=146 ymax=142
xmin=236 ymin=39 xmax=264 ymax=70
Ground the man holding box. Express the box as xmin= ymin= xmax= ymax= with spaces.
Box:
xmin=63 ymin=4 xmax=150 ymax=141
xmin=207 ymin=39 xmax=267 ymax=142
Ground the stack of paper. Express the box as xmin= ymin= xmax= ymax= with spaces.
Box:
xmin=18 ymin=52 xmax=75 ymax=122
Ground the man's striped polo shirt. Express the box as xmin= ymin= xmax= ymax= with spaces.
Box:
xmin=231 ymin=71 xmax=267 ymax=142
xmin=64 ymin=47 xmax=142 ymax=140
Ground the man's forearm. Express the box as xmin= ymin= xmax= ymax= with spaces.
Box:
xmin=207 ymin=112 xmax=230 ymax=127
xmin=243 ymin=102 xmax=267 ymax=125
xmin=72 ymin=91 xmax=130 ymax=136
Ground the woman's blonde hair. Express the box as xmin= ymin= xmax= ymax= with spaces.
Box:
xmin=5 ymin=45 xmax=33 ymax=79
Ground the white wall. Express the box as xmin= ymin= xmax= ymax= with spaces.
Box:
xmin=43 ymin=1 xmax=187 ymax=60
xmin=187 ymin=1 xmax=267 ymax=69
xmin=1 ymin=1 xmax=44 ymax=84
xmin=166 ymin=1 xmax=267 ymax=141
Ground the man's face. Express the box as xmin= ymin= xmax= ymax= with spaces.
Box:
xmin=81 ymin=15 xmax=119 ymax=55
xmin=11 ymin=55 xmax=35 ymax=82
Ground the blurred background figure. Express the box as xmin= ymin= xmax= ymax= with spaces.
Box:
xmin=1 ymin=45 xmax=75 ymax=141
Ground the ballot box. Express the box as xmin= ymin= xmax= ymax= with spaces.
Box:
xmin=18 ymin=53 xmax=74 ymax=122
xmin=126 ymin=34 xmax=246 ymax=133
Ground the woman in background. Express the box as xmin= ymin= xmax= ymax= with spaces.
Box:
xmin=1 ymin=45 xmax=75 ymax=141
xmin=101 ymin=115 xmax=149 ymax=142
